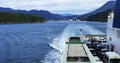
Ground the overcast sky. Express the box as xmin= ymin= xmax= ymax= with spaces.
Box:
xmin=0 ymin=0 xmax=115 ymax=14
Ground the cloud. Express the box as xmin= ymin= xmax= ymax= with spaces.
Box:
xmin=0 ymin=0 xmax=110 ymax=14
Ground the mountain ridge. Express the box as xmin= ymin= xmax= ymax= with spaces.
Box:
xmin=84 ymin=1 xmax=115 ymax=16
xmin=66 ymin=1 xmax=115 ymax=21
xmin=0 ymin=1 xmax=116 ymax=21
xmin=0 ymin=7 xmax=64 ymax=20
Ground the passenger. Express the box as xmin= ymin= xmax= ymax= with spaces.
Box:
xmin=91 ymin=38 xmax=95 ymax=47
xmin=107 ymin=45 xmax=109 ymax=50
xmin=85 ymin=40 xmax=91 ymax=48
xmin=110 ymin=44 xmax=115 ymax=51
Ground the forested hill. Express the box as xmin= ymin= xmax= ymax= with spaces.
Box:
xmin=85 ymin=9 xmax=112 ymax=22
xmin=0 ymin=7 xmax=64 ymax=20
xmin=0 ymin=12 xmax=46 ymax=24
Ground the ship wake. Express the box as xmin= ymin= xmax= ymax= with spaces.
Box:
xmin=43 ymin=24 xmax=75 ymax=63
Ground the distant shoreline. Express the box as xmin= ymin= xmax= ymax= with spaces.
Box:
xmin=0 ymin=21 xmax=47 ymax=25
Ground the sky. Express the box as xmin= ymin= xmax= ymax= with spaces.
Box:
xmin=0 ymin=0 xmax=115 ymax=15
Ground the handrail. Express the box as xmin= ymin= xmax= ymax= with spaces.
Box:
xmin=83 ymin=44 xmax=97 ymax=63
xmin=66 ymin=42 xmax=84 ymax=44
xmin=60 ymin=44 xmax=68 ymax=63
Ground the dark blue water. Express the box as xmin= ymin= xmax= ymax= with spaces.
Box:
xmin=0 ymin=21 xmax=106 ymax=63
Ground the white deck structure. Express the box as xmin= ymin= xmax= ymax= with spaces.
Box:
xmin=107 ymin=12 xmax=120 ymax=55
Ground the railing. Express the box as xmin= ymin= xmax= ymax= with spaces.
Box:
xmin=83 ymin=44 xmax=97 ymax=63
xmin=66 ymin=41 xmax=84 ymax=44
xmin=60 ymin=44 xmax=68 ymax=63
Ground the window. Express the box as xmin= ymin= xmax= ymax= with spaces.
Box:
xmin=117 ymin=30 xmax=120 ymax=38
xmin=109 ymin=37 xmax=112 ymax=41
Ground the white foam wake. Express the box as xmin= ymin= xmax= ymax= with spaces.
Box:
xmin=43 ymin=24 xmax=75 ymax=63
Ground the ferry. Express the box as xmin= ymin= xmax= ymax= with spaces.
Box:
xmin=61 ymin=0 xmax=120 ymax=63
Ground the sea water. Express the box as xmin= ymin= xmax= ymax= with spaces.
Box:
xmin=0 ymin=21 xmax=106 ymax=63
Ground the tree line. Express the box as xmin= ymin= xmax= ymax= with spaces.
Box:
xmin=0 ymin=12 xmax=46 ymax=24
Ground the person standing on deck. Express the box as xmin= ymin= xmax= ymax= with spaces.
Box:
xmin=80 ymin=29 xmax=85 ymax=42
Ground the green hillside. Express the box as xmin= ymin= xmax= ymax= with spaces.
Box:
xmin=0 ymin=12 xmax=46 ymax=24
xmin=86 ymin=9 xmax=113 ymax=22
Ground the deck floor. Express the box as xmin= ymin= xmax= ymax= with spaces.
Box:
xmin=67 ymin=44 xmax=87 ymax=57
